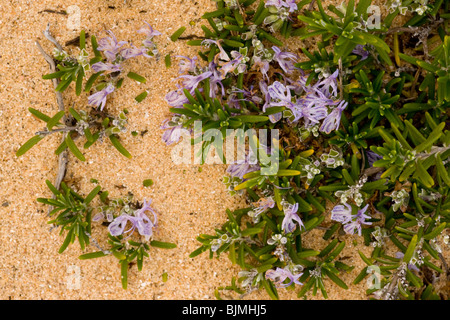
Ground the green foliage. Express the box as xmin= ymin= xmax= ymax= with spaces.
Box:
xmin=175 ymin=0 xmax=450 ymax=301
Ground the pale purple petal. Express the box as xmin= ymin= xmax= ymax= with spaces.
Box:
xmin=88 ymin=84 xmax=115 ymax=111
xmin=108 ymin=215 xmax=130 ymax=236
xmin=319 ymin=100 xmax=348 ymax=134
xmin=331 ymin=203 xmax=353 ymax=224
xmin=137 ymin=21 xmax=161 ymax=38
xmin=272 ymin=46 xmax=298 ymax=74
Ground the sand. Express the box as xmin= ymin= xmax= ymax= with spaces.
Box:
xmin=0 ymin=0 xmax=448 ymax=300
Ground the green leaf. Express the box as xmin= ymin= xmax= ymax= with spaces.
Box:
xmin=42 ymin=70 xmax=66 ymax=80
xmin=143 ymin=179 xmax=154 ymax=187
xmin=201 ymin=9 xmax=225 ymax=19
xmin=79 ymin=251 xmax=107 ymax=260
xmin=232 ymin=115 xmax=269 ymax=123
xmin=342 ymin=168 xmax=355 ymax=185
xmin=135 ymin=90 xmax=148 ymax=103
xmin=126 ymin=72 xmax=146 ymax=83
xmin=121 ymin=260 xmax=128 ymax=289
xmin=16 ymin=135 xmax=44 ymax=156
xmin=404 ymin=120 xmax=426 ymax=146
xmin=79 ymin=30 xmax=86 ymax=49
xmin=276 ymin=170 xmax=301 ymax=176
xmin=150 ymin=241 xmax=177 ymax=249
xmin=164 ymin=54 xmax=172 ymax=68
xmin=323 ymin=268 xmax=348 ymax=289
xmin=189 ymin=246 xmax=208 ymax=258
xmin=75 ymin=68 xmax=84 ymax=96
xmin=65 ymin=134 xmax=86 ymax=161
xmin=403 ymin=234 xmax=418 ymax=263
xmin=47 ymin=110 xmax=65 ymax=130
xmin=91 ymin=35 xmax=101 ymax=57
xmin=170 ymin=26 xmax=186 ymax=42
xmin=69 ymin=108 xmax=82 ymax=121
xmin=414 ymin=161 xmax=434 ymax=188
xmin=435 ymin=153 xmax=450 ymax=187
xmin=28 ymin=107 xmax=51 ymax=122
xmin=261 ymin=277 xmax=279 ymax=300
xmin=424 ymin=222 xmax=447 ymax=240
xmin=45 ymin=179 xmax=60 ymax=196
xmin=59 ymin=227 xmax=74 ymax=254
xmin=109 ymin=135 xmax=132 ymax=159
xmin=84 ymin=72 xmax=102 ymax=92
xmin=84 ymin=185 xmax=101 ymax=205
xmin=414 ymin=122 xmax=445 ymax=153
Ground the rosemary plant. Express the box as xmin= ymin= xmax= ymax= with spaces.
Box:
xmin=162 ymin=0 xmax=449 ymax=300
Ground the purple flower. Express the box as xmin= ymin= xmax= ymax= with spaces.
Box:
xmin=265 ymin=0 xmax=284 ymax=7
xmin=272 ymin=46 xmax=298 ymax=74
xmin=177 ymin=71 xmax=212 ymax=93
xmin=133 ymin=199 xmax=158 ymax=240
xmin=219 ymin=51 xmax=245 ymax=77
xmin=165 ymin=89 xmax=189 ymax=108
xmin=352 ymin=45 xmax=370 ymax=61
xmin=208 ymin=62 xmax=226 ymax=98
xmin=265 ymin=267 xmax=303 ymax=288
xmin=137 ymin=21 xmax=161 ymax=39
xmin=252 ymin=197 xmax=275 ymax=216
xmin=314 ymin=69 xmax=339 ymax=98
xmin=226 ymin=163 xmax=260 ymax=179
xmin=299 ymin=102 xmax=328 ymax=128
xmin=260 ymin=81 xmax=282 ymax=123
xmin=284 ymin=0 xmax=298 ymax=12
xmin=202 ymin=39 xmax=230 ymax=62
xmin=92 ymin=210 xmax=113 ymax=222
xmin=268 ymin=81 xmax=293 ymax=107
xmin=226 ymin=161 xmax=260 ymax=180
xmin=319 ymin=100 xmax=348 ymax=134
xmin=252 ymin=55 xmax=270 ymax=80
xmin=331 ymin=203 xmax=372 ymax=236
xmin=161 ymin=119 xmax=187 ymax=146
xmin=281 ymin=203 xmax=304 ymax=233
xmin=88 ymin=84 xmax=115 ymax=111
xmin=108 ymin=199 xmax=157 ymax=241
xmin=97 ymin=30 xmax=128 ymax=62
xmin=91 ymin=61 xmax=122 ymax=74
xmin=175 ymin=55 xmax=198 ymax=74
xmin=120 ymin=44 xmax=144 ymax=60
xmin=330 ymin=203 xmax=353 ymax=224
xmin=232 ymin=86 xmax=263 ymax=105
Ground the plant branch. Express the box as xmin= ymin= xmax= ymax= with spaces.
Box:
xmin=36 ymin=126 xmax=78 ymax=136
xmin=36 ymin=25 xmax=68 ymax=216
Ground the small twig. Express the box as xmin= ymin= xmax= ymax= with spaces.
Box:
xmin=38 ymin=9 xmax=67 ymax=15
xmin=35 ymin=41 xmax=64 ymax=112
xmin=36 ymin=126 xmax=78 ymax=136
xmin=43 ymin=23 xmax=64 ymax=52
xmin=36 ymin=25 xmax=68 ymax=216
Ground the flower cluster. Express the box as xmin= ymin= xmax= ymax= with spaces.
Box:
xmin=331 ymin=203 xmax=372 ymax=236
xmin=88 ymin=23 xmax=160 ymax=111
xmin=160 ymin=0 xmax=450 ymax=301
